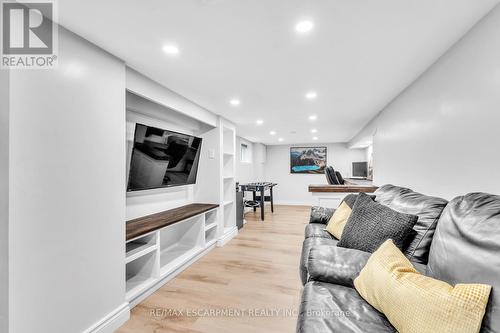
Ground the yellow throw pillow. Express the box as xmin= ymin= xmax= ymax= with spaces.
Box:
xmin=325 ymin=201 xmax=352 ymax=239
xmin=354 ymin=239 xmax=491 ymax=333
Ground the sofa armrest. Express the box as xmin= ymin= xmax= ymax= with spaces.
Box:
xmin=309 ymin=206 xmax=335 ymax=224
xmin=307 ymin=245 xmax=370 ymax=287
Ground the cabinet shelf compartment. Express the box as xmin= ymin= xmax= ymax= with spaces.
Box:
xmin=223 ymin=153 xmax=234 ymax=179
xmin=205 ymin=209 xmax=218 ymax=230
xmin=223 ymin=127 xmax=235 ymax=155
xmin=223 ymin=200 xmax=236 ymax=229
xmin=126 ymin=250 xmax=157 ymax=300
xmin=205 ymin=227 xmax=217 ymax=245
xmin=159 ymin=215 xmax=204 ymax=276
xmin=223 ymin=178 xmax=235 ymax=202
xmin=126 ymin=233 xmax=157 ymax=263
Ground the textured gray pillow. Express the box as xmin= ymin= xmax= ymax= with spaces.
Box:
xmin=337 ymin=193 xmax=418 ymax=253
xmin=343 ymin=193 xmax=376 ymax=208
xmin=343 ymin=194 xmax=358 ymax=208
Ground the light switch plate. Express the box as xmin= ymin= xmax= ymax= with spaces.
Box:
xmin=208 ymin=149 xmax=215 ymax=159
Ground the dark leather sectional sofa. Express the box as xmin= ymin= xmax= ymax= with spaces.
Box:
xmin=297 ymin=184 xmax=500 ymax=333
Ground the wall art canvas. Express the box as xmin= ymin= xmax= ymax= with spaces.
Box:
xmin=290 ymin=147 xmax=327 ymax=174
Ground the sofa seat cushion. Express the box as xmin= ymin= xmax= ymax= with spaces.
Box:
xmin=297 ymin=281 xmax=396 ymax=333
xmin=305 ymin=223 xmax=335 ymax=239
xmin=307 ymin=246 xmax=371 ymax=288
xmin=300 ymin=237 xmax=338 ymax=285
xmin=374 ymin=184 xmax=448 ymax=264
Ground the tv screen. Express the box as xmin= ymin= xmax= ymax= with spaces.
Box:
xmin=352 ymin=162 xmax=368 ymax=178
xmin=127 ymin=124 xmax=202 ymax=192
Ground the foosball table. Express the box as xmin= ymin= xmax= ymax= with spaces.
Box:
xmin=238 ymin=182 xmax=278 ymax=221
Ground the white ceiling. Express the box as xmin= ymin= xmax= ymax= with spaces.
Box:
xmin=58 ymin=0 xmax=499 ymax=145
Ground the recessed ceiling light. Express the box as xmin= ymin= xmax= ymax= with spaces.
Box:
xmin=312 ymin=137 xmax=318 ymax=141
xmin=270 ymin=130 xmax=276 ymax=135
xmin=256 ymin=119 xmax=264 ymax=125
xmin=295 ymin=20 xmax=314 ymax=34
xmin=162 ymin=44 xmax=179 ymax=55
xmin=311 ymin=129 xmax=318 ymax=133
xmin=229 ymin=99 xmax=240 ymax=106
xmin=278 ymin=138 xmax=284 ymax=142
xmin=305 ymin=91 xmax=317 ymax=100
xmin=308 ymin=115 xmax=317 ymax=121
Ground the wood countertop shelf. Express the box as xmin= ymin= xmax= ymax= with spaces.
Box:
xmin=126 ymin=203 xmax=219 ymax=241
xmin=308 ymin=184 xmax=378 ymax=193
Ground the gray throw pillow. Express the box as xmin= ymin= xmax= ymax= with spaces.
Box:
xmin=343 ymin=194 xmax=358 ymax=208
xmin=343 ymin=193 xmax=376 ymax=209
xmin=337 ymin=193 xmax=418 ymax=253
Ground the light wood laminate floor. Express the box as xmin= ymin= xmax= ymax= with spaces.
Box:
xmin=117 ymin=205 xmax=310 ymax=333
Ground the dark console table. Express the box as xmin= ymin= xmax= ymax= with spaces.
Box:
xmin=239 ymin=182 xmax=277 ymax=221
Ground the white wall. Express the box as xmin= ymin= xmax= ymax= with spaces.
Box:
xmin=194 ymin=126 xmax=221 ymax=205
xmin=253 ymin=143 xmax=266 ymax=181
xmin=125 ymin=91 xmax=221 ymax=220
xmin=8 ymin=27 xmax=127 ymax=333
xmin=265 ymin=143 xmax=366 ymax=205
xmin=124 ymin=114 xmax=197 ymax=220
xmin=235 ymin=136 xmax=255 ymax=184
xmin=0 ymin=69 xmax=9 ymax=333
xmin=126 ymin=68 xmax=217 ymax=128
xmin=234 ymin=137 xmax=266 ymax=184
xmin=126 ymin=95 xmax=195 ymax=220
xmin=349 ymin=4 xmax=500 ymax=199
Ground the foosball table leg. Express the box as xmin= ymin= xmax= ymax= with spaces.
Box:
xmin=260 ymin=188 xmax=265 ymax=221
xmin=270 ymin=187 xmax=274 ymax=213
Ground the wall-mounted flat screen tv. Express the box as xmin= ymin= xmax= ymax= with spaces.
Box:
xmin=127 ymin=123 xmax=203 ymax=192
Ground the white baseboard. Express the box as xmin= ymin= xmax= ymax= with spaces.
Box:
xmin=83 ymin=302 xmax=130 ymax=333
xmin=217 ymin=227 xmax=238 ymax=247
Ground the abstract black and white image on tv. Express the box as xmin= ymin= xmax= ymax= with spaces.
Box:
xmin=127 ymin=124 xmax=203 ymax=191
xmin=290 ymin=147 xmax=327 ymax=174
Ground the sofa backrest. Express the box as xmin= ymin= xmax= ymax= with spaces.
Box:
xmin=427 ymin=193 xmax=500 ymax=333
xmin=374 ymin=184 xmax=448 ymax=264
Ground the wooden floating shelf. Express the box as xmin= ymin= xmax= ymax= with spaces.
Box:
xmin=126 ymin=203 xmax=219 ymax=241
xmin=308 ymin=184 xmax=378 ymax=193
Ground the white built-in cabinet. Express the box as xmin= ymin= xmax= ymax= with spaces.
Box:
xmin=124 ymin=86 xmax=239 ymax=307
xmin=125 ymin=208 xmax=218 ymax=307
xmin=219 ymin=120 xmax=238 ymax=245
